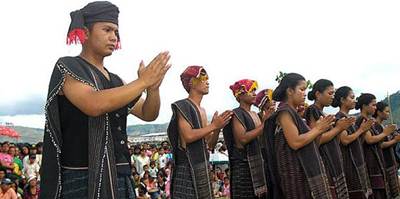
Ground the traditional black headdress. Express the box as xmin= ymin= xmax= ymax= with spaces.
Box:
xmin=67 ymin=1 xmax=120 ymax=48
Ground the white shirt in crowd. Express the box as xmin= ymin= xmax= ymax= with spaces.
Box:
xmin=136 ymin=155 xmax=150 ymax=175
xmin=22 ymin=155 xmax=41 ymax=169
xmin=158 ymin=154 xmax=168 ymax=169
xmin=149 ymin=167 xmax=158 ymax=178
xmin=23 ymin=162 xmax=40 ymax=180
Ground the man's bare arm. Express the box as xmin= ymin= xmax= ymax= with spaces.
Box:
xmin=62 ymin=52 xmax=169 ymax=117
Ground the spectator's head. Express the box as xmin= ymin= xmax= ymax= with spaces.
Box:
xmin=21 ymin=146 xmax=29 ymax=156
xmin=150 ymin=161 xmax=156 ymax=168
xmin=210 ymin=171 xmax=217 ymax=181
xmin=129 ymin=146 xmax=134 ymax=155
xmin=158 ymin=147 xmax=165 ymax=155
xmin=158 ymin=168 xmax=167 ymax=176
xmin=157 ymin=174 xmax=164 ymax=182
xmin=0 ymin=168 xmax=6 ymax=180
xmin=166 ymin=161 xmax=172 ymax=169
xmin=161 ymin=141 xmax=169 ymax=148
xmin=133 ymin=146 xmax=140 ymax=155
xmin=143 ymin=164 xmax=149 ymax=171
xmin=29 ymin=154 xmax=36 ymax=164
xmin=209 ymin=170 xmax=215 ymax=177
xmin=150 ymin=144 xmax=157 ymax=152
xmin=36 ymin=142 xmax=43 ymax=154
xmin=215 ymin=167 xmax=222 ymax=174
xmin=1 ymin=142 xmax=10 ymax=153
xmin=0 ymin=178 xmax=13 ymax=192
xmin=142 ymin=176 xmax=150 ymax=185
xmin=131 ymin=166 xmax=137 ymax=174
xmin=148 ymin=176 xmax=155 ymax=183
xmin=29 ymin=145 xmax=37 ymax=155
xmin=143 ymin=143 xmax=150 ymax=150
xmin=28 ymin=176 xmax=38 ymax=187
xmin=161 ymin=141 xmax=170 ymax=151
xmin=8 ymin=146 xmax=16 ymax=157
xmin=133 ymin=172 xmax=140 ymax=181
xmin=140 ymin=148 xmax=146 ymax=157
xmin=143 ymin=171 xmax=150 ymax=180
xmin=15 ymin=147 xmax=20 ymax=157
xmin=20 ymin=176 xmax=27 ymax=188
xmin=224 ymin=177 xmax=230 ymax=185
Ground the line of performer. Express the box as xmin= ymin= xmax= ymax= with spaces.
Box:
xmin=167 ymin=67 xmax=400 ymax=199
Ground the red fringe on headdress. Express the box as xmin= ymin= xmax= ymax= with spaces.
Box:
xmin=115 ymin=41 xmax=121 ymax=49
xmin=66 ymin=28 xmax=121 ymax=50
xmin=66 ymin=28 xmax=86 ymax=45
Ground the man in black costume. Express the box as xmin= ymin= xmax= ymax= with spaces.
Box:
xmin=40 ymin=1 xmax=171 ymax=198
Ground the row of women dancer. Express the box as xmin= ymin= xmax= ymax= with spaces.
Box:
xmin=167 ymin=67 xmax=400 ymax=199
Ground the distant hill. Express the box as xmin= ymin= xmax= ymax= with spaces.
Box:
xmin=0 ymin=126 xmax=43 ymax=144
xmin=127 ymin=123 xmax=168 ymax=136
xmin=7 ymin=91 xmax=400 ymax=143
xmin=0 ymin=123 xmax=169 ymax=144
xmin=6 ymin=91 xmax=397 ymax=144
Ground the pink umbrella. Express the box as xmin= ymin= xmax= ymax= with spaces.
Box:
xmin=0 ymin=125 xmax=21 ymax=139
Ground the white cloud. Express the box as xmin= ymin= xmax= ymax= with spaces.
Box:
xmin=0 ymin=0 xmax=399 ymax=126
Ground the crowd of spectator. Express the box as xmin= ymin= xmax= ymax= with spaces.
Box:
xmin=130 ymin=140 xmax=230 ymax=199
xmin=0 ymin=141 xmax=41 ymax=199
xmin=0 ymin=140 xmax=231 ymax=199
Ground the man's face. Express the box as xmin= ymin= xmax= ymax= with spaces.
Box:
xmin=238 ymin=88 xmax=257 ymax=105
xmin=191 ymin=72 xmax=209 ymax=95
xmin=85 ymin=22 xmax=119 ymax=57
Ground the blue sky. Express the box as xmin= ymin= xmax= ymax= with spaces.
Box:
xmin=1 ymin=0 xmax=400 ymax=128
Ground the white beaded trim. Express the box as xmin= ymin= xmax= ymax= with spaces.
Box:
xmin=97 ymin=113 xmax=111 ymax=199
